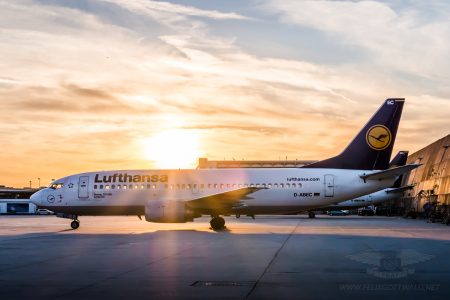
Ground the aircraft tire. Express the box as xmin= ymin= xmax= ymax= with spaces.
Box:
xmin=71 ymin=220 xmax=80 ymax=230
xmin=308 ymin=211 xmax=316 ymax=219
xmin=210 ymin=217 xmax=225 ymax=230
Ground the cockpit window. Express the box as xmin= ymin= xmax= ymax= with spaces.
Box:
xmin=49 ymin=183 xmax=64 ymax=190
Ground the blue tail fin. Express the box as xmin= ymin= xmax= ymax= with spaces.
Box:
xmin=389 ymin=151 xmax=409 ymax=188
xmin=304 ymin=98 xmax=405 ymax=170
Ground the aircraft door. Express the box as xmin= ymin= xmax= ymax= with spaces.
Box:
xmin=78 ymin=176 xmax=89 ymax=199
xmin=324 ymin=174 xmax=334 ymax=197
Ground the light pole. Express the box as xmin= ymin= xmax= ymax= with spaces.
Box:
xmin=29 ymin=180 xmax=32 ymax=189
xmin=38 ymin=178 xmax=41 ymax=188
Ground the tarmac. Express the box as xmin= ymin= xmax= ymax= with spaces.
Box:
xmin=0 ymin=215 xmax=449 ymax=300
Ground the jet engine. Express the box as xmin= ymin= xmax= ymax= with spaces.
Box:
xmin=145 ymin=200 xmax=197 ymax=223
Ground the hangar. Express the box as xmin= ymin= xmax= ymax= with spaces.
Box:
xmin=0 ymin=188 xmax=38 ymax=214
xmin=400 ymin=134 xmax=450 ymax=213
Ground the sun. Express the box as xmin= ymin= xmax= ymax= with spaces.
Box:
xmin=142 ymin=129 xmax=203 ymax=169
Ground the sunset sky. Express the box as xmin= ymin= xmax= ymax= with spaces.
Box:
xmin=1 ymin=0 xmax=449 ymax=187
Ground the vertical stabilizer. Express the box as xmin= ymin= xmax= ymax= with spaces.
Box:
xmin=304 ymin=99 xmax=405 ymax=170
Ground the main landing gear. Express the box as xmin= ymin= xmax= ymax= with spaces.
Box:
xmin=308 ymin=211 xmax=316 ymax=219
xmin=210 ymin=216 xmax=226 ymax=230
xmin=70 ymin=219 xmax=80 ymax=230
xmin=56 ymin=213 xmax=80 ymax=230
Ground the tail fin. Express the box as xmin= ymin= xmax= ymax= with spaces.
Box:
xmin=305 ymin=98 xmax=405 ymax=170
xmin=389 ymin=151 xmax=409 ymax=168
xmin=389 ymin=151 xmax=409 ymax=188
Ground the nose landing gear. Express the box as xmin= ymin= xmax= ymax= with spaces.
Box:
xmin=56 ymin=213 xmax=80 ymax=230
xmin=308 ymin=211 xmax=316 ymax=218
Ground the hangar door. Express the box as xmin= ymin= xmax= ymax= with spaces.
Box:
xmin=324 ymin=175 xmax=334 ymax=197
xmin=78 ymin=176 xmax=89 ymax=199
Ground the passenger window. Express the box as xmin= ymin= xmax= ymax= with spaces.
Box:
xmin=274 ymin=183 xmax=278 ymax=188
xmin=117 ymin=185 xmax=121 ymax=189
xmin=181 ymin=184 xmax=186 ymax=189
xmin=100 ymin=185 xmax=104 ymax=189
xmin=262 ymin=183 xmax=266 ymax=187
xmin=200 ymin=184 xmax=204 ymax=189
xmin=280 ymin=183 xmax=284 ymax=188
xmin=105 ymin=185 xmax=110 ymax=190
xmin=177 ymin=184 xmax=180 ymax=189
xmin=165 ymin=184 xmax=168 ymax=189
xmin=152 ymin=184 xmax=156 ymax=189
xmin=94 ymin=185 xmax=97 ymax=189
xmin=111 ymin=185 xmax=115 ymax=189
xmin=292 ymin=183 xmax=296 ymax=188
xmin=123 ymin=185 xmax=127 ymax=190
xmin=286 ymin=183 xmax=290 ymax=188
xmin=226 ymin=184 xmax=230 ymax=188
xmin=268 ymin=183 xmax=272 ymax=188
xmin=214 ymin=184 xmax=218 ymax=189
xmin=244 ymin=184 xmax=248 ymax=187
xmin=298 ymin=183 xmax=302 ymax=188
xmin=238 ymin=184 xmax=242 ymax=188
xmin=220 ymin=184 xmax=224 ymax=189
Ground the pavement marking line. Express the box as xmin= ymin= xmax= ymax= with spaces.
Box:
xmin=245 ymin=219 xmax=302 ymax=299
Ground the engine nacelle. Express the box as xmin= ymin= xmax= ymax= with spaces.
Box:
xmin=145 ymin=200 xmax=196 ymax=223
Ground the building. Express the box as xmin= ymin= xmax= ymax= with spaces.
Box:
xmin=0 ymin=188 xmax=39 ymax=214
xmin=401 ymin=134 xmax=450 ymax=212
xmin=197 ymin=158 xmax=317 ymax=169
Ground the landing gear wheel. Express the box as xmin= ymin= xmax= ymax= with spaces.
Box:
xmin=70 ymin=220 xmax=80 ymax=230
xmin=308 ymin=211 xmax=316 ymax=219
xmin=210 ymin=216 xmax=225 ymax=230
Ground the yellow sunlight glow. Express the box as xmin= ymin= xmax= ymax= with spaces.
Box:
xmin=143 ymin=129 xmax=203 ymax=169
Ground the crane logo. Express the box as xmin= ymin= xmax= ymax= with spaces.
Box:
xmin=47 ymin=195 xmax=55 ymax=203
xmin=366 ymin=125 xmax=392 ymax=150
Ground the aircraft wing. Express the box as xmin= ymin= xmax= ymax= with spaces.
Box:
xmin=385 ymin=185 xmax=415 ymax=194
xmin=186 ymin=187 xmax=265 ymax=211
xmin=360 ymin=164 xmax=421 ymax=181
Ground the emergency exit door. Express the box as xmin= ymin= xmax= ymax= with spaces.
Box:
xmin=324 ymin=174 xmax=334 ymax=197
xmin=78 ymin=176 xmax=89 ymax=198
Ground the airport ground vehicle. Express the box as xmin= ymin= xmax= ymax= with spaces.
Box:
xmin=30 ymin=99 xmax=419 ymax=230
xmin=327 ymin=210 xmax=349 ymax=216
xmin=358 ymin=208 xmax=375 ymax=216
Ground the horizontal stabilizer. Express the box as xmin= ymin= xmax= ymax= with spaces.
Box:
xmin=386 ymin=185 xmax=415 ymax=194
xmin=360 ymin=164 xmax=421 ymax=181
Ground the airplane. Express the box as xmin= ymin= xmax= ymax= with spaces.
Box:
xmin=321 ymin=151 xmax=414 ymax=211
xmin=30 ymin=98 xmax=420 ymax=230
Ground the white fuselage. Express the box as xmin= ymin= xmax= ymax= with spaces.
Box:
xmin=31 ymin=168 xmax=396 ymax=216
xmin=323 ymin=188 xmax=402 ymax=210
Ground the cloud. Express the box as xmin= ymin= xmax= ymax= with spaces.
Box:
xmin=0 ymin=0 xmax=449 ymax=186
xmin=100 ymin=0 xmax=252 ymax=21
xmin=262 ymin=0 xmax=450 ymax=81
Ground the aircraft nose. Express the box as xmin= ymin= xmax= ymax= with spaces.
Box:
xmin=30 ymin=190 xmax=42 ymax=206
